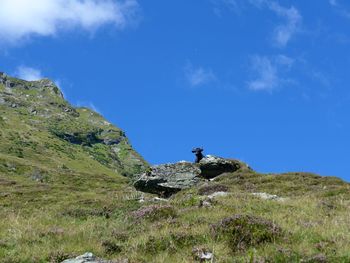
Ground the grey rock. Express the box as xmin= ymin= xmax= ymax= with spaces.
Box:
xmin=134 ymin=155 xmax=246 ymax=197
xmin=200 ymin=252 xmax=213 ymax=261
xmin=199 ymin=155 xmax=241 ymax=179
xmin=192 ymin=247 xmax=214 ymax=261
xmin=30 ymin=170 xmax=47 ymax=183
xmin=37 ymin=79 xmax=64 ymax=98
xmin=61 ymin=252 xmax=121 ymax=263
xmin=0 ymin=72 xmax=6 ymax=84
xmin=61 ymin=252 xmax=96 ymax=263
xmin=134 ymin=162 xmax=201 ymax=197
xmin=100 ymin=129 xmax=123 ymax=145
xmin=199 ymin=199 xmax=212 ymax=208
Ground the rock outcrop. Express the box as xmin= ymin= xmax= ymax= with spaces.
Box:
xmin=0 ymin=72 xmax=64 ymax=98
xmin=134 ymin=162 xmax=201 ymax=197
xmin=134 ymin=156 xmax=246 ymax=197
xmin=198 ymin=155 xmax=241 ymax=179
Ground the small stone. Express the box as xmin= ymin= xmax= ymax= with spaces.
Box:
xmin=201 ymin=252 xmax=213 ymax=260
xmin=192 ymin=247 xmax=214 ymax=262
xmin=61 ymin=252 xmax=96 ymax=263
xmin=60 ymin=252 xmax=125 ymax=263
xmin=199 ymin=199 xmax=212 ymax=208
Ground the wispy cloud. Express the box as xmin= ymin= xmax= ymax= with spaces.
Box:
xmin=248 ymin=56 xmax=278 ymax=91
xmin=267 ymin=2 xmax=302 ymax=47
xmin=185 ymin=63 xmax=216 ymax=87
xmin=329 ymin=0 xmax=350 ymax=19
xmin=275 ymin=54 xmax=294 ymax=68
xmin=15 ymin=66 xmax=44 ymax=81
xmin=247 ymin=54 xmax=294 ymax=91
xmin=213 ymin=0 xmax=302 ymax=47
xmin=0 ymin=0 xmax=140 ymax=45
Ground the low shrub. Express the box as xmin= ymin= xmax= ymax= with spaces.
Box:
xmin=101 ymin=240 xmax=123 ymax=255
xmin=211 ymin=214 xmax=282 ymax=251
xmin=131 ymin=205 xmax=176 ymax=221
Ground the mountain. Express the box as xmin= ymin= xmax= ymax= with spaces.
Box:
xmin=0 ymin=72 xmax=147 ymax=179
xmin=1 ymin=73 xmax=349 ymax=263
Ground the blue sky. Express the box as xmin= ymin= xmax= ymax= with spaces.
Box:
xmin=0 ymin=0 xmax=349 ymax=181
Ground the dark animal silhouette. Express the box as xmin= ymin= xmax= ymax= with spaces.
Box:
xmin=192 ymin=147 xmax=204 ymax=163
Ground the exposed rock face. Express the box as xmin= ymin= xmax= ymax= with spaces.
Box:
xmin=0 ymin=72 xmax=64 ymax=98
xmin=199 ymin=155 xmax=241 ymax=179
xmin=134 ymin=156 xmax=245 ymax=197
xmin=50 ymin=129 xmax=123 ymax=146
xmin=134 ymin=162 xmax=201 ymax=197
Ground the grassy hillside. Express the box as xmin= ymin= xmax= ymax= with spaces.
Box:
xmin=1 ymin=167 xmax=349 ymax=262
xmin=0 ymin=74 xmax=349 ymax=262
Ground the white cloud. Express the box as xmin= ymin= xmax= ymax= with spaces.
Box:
xmin=185 ymin=63 xmax=216 ymax=87
xmin=15 ymin=66 xmax=43 ymax=81
xmin=0 ymin=0 xmax=140 ymax=44
xmin=248 ymin=56 xmax=278 ymax=91
xmin=267 ymin=2 xmax=302 ymax=47
xmin=247 ymin=54 xmax=293 ymax=91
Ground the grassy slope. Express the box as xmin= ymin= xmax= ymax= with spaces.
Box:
xmin=1 ymin=167 xmax=349 ymax=262
xmin=0 ymin=77 xmax=350 ymax=262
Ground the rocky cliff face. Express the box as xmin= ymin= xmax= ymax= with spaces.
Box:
xmin=0 ymin=72 xmax=148 ymax=179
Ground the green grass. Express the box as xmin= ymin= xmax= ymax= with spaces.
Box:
xmin=1 ymin=166 xmax=349 ymax=262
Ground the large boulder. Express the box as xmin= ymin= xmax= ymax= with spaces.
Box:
xmin=134 ymin=156 xmax=246 ymax=197
xmin=134 ymin=162 xmax=201 ymax=197
xmin=199 ymin=155 xmax=241 ymax=179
